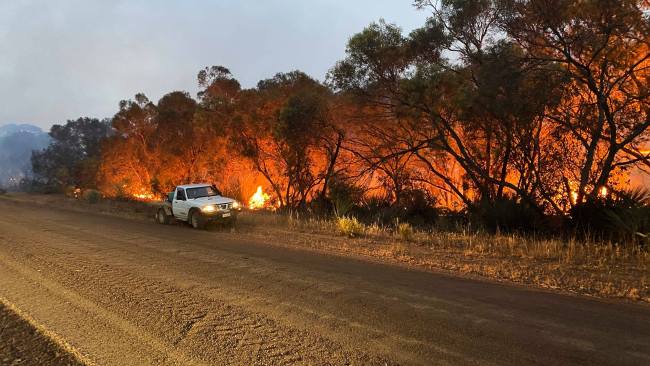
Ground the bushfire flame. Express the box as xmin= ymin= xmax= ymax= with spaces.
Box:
xmin=570 ymin=186 xmax=609 ymax=204
xmin=599 ymin=186 xmax=608 ymax=197
xmin=249 ymin=186 xmax=270 ymax=209
xmin=133 ymin=192 xmax=156 ymax=201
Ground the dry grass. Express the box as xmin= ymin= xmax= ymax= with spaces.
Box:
xmin=396 ymin=222 xmax=415 ymax=242
xmin=235 ymin=210 xmax=650 ymax=303
xmin=335 ymin=216 xmax=365 ymax=238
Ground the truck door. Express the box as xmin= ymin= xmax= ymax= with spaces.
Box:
xmin=173 ymin=188 xmax=190 ymax=220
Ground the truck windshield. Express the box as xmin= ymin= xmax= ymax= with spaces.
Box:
xmin=186 ymin=186 xmax=221 ymax=199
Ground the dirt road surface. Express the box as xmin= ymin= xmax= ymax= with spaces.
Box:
xmin=0 ymin=199 xmax=648 ymax=365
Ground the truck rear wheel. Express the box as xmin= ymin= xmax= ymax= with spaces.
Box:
xmin=189 ymin=210 xmax=205 ymax=229
xmin=156 ymin=208 xmax=170 ymax=225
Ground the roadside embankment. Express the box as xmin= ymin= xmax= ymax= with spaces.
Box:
xmin=0 ymin=300 xmax=82 ymax=366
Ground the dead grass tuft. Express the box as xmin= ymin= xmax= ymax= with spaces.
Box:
xmin=396 ymin=222 xmax=415 ymax=242
xmin=336 ymin=216 xmax=365 ymax=238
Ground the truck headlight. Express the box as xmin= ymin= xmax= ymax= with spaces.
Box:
xmin=201 ymin=205 xmax=216 ymax=213
xmin=232 ymin=201 xmax=241 ymax=210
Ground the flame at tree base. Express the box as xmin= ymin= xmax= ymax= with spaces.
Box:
xmin=249 ymin=186 xmax=270 ymax=209
xmin=132 ymin=191 xmax=156 ymax=201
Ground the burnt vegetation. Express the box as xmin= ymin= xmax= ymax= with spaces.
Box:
xmin=20 ymin=0 xmax=650 ymax=243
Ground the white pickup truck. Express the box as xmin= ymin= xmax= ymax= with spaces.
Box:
xmin=156 ymin=183 xmax=241 ymax=229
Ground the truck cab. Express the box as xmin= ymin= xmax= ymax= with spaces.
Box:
xmin=157 ymin=184 xmax=241 ymax=229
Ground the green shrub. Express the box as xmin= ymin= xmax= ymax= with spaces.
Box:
xmin=328 ymin=177 xmax=364 ymax=217
xmin=470 ymin=197 xmax=544 ymax=233
xmin=336 ymin=216 xmax=365 ymax=238
xmin=355 ymin=196 xmax=392 ymax=224
xmin=354 ymin=189 xmax=438 ymax=227
xmin=396 ymin=189 xmax=439 ymax=226
xmin=82 ymin=189 xmax=102 ymax=204
xmin=18 ymin=179 xmax=60 ymax=194
xmin=397 ymin=222 xmax=414 ymax=242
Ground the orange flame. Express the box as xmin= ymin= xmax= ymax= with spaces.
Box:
xmin=599 ymin=186 xmax=608 ymax=198
xmin=132 ymin=191 xmax=156 ymax=201
xmin=249 ymin=186 xmax=270 ymax=209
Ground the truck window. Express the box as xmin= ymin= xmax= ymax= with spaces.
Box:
xmin=186 ymin=186 xmax=220 ymax=199
xmin=176 ymin=189 xmax=186 ymax=201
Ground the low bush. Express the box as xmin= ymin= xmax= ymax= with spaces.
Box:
xmin=354 ymin=196 xmax=392 ymax=224
xmin=353 ymin=189 xmax=439 ymax=227
xmin=18 ymin=179 xmax=60 ymax=194
xmin=397 ymin=222 xmax=414 ymax=242
xmin=470 ymin=197 xmax=544 ymax=233
xmin=328 ymin=177 xmax=364 ymax=217
xmin=336 ymin=216 xmax=365 ymax=238
xmin=0 ymin=188 xmax=6 ymax=195
xmin=82 ymin=189 xmax=102 ymax=204
xmin=396 ymin=189 xmax=439 ymax=227
xmin=434 ymin=212 xmax=468 ymax=232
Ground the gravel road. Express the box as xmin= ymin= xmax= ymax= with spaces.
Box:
xmin=0 ymin=199 xmax=648 ymax=365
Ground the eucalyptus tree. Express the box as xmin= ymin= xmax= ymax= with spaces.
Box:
xmin=232 ymin=71 xmax=342 ymax=209
xmin=32 ymin=117 xmax=112 ymax=188
xmin=501 ymin=0 xmax=650 ymax=205
xmin=330 ymin=3 xmax=563 ymax=212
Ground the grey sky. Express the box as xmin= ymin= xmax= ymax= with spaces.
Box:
xmin=0 ymin=1 xmax=427 ymax=129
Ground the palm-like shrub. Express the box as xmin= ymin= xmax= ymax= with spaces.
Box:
xmin=570 ymin=188 xmax=650 ymax=245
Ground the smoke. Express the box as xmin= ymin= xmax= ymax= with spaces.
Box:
xmin=0 ymin=124 xmax=50 ymax=187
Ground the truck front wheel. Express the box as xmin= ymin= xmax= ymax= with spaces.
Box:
xmin=189 ymin=210 xmax=205 ymax=229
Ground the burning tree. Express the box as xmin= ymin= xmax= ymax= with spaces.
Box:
xmin=330 ymin=0 xmax=650 ymax=215
xmin=502 ymin=0 xmax=650 ymax=206
xmin=231 ymin=71 xmax=344 ymax=210
xmin=98 ymin=94 xmax=158 ymax=198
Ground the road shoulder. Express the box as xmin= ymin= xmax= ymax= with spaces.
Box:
xmin=0 ymin=299 xmax=83 ymax=366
